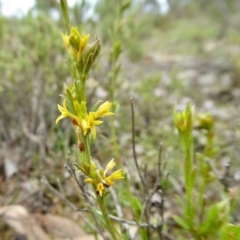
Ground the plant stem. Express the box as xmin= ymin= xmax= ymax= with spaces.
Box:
xmin=80 ymin=74 xmax=86 ymax=102
xmin=97 ymin=196 xmax=119 ymax=240
xmin=82 ymin=135 xmax=91 ymax=169
xmin=79 ymin=73 xmax=89 ymax=168
xmin=185 ymin=145 xmax=194 ymax=229
xmin=182 ymin=128 xmax=195 ymax=230
xmin=110 ymin=115 xmax=120 ymax=160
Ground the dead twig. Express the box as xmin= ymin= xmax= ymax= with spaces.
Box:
xmin=76 ymin=207 xmax=163 ymax=229
xmin=133 ymin=143 xmax=167 ymax=240
xmin=41 ymin=177 xmax=99 ymax=233
xmin=205 ymin=158 xmax=238 ymax=190
xmin=42 ymin=176 xmax=163 ymax=230
xmin=130 ymin=97 xmax=145 ymax=188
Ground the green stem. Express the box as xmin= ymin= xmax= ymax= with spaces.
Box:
xmin=198 ymin=132 xmax=215 ymax=224
xmin=80 ymin=75 xmax=86 ymax=102
xmin=183 ymin=135 xmax=194 ymax=230
xmin=82 ymin=135 xmax=91 ymax=171
xmin=183 ymin=136 xmax=193 ymax=194
xmin=109 ymin=64 xmax=121 ymax=162
xmin=110 ymin=115 xmax=120 ymax=161
xmin=198 ymin=178 xmax=206 ymax=222
xmin=97 ymin=196 xmax=119 ymax=240
xmin=108 ymin=0 xmax=124 ymax=162
xmin=78 ymin=73 xmax=90 ymax=168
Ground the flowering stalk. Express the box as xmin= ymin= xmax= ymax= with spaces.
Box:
xmin=173 ymin=103 xmax=196 ymax=231
xmin=196 ymin=113 xmax=216 ymax=222
xmin=107 ymin=1 xmax=131 ymax=162
xmin=97 ymin=196 xmax=119 ymax=240
xmin=57 ymin=4 xmax=124 ymax=238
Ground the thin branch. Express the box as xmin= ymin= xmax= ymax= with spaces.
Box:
xmin=42 ymin=168 xmax=168 ymax=236
xmin=169 ymin=175 xmax=183 ymax=195
xmin=223 ymin=161 xmax=231 ymax=181
xmin=65 ymin=150 xmax=93 ymax=205
xmin=109 ymin=187 xmax=129 ymax=231
xmin=56 ymin=177 xmax=65 ymax=197
xmin=156 ymin=143 xmax=164 ymax=240
xmin=41 ymin=177 xmax=98 ymax=233
xmin=130 ymin=97 xmax=145 ymax=187
xmin=76 ymin=207 xmax=163 ymax=229
xmin=133 ymin=143 xmax=166 ymax=240
xmin=162 ymin=150 xmax=170 ymax=174
xmin=64 ymin=156 xmax=107 ymax=239
xmin=205 ymin=158 xmax=222 ymax=180
xmin=205 ymin=158 xmax=236 ymax=189
xmin=158 ymin=143 xmax=163 ymax=178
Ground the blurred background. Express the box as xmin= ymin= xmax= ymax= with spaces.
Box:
xmin=1 ymin=0 xmax=240 ymax=239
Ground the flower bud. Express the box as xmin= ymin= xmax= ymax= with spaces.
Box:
xmin=83 ymin=53 xmax=94 ymax=76
xmin=82 ymin=39 xmax=101 ymax=75
xmin=173 ymin=103 xmax=194 ymax=133
xmin=62 ymin=28 xmax=90 ymax=64
xmin=69 ymin=27 xmax=81 ymax=49
xmin=83 ymin=38 xmax=101 ymax=65
xmin=197 ymin=113 xmax=214 ymax=131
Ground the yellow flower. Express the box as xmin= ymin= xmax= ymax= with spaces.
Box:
xmin=94 ymin=101 xmax=114 ymax=119
xmin=77 ymin=34 xmax=90 ymax=62
xmin=56 ymin=99 xmax=85 ymax=128
xmin=56 ymin=100 xmax=78 ymax=124
xmin=61 ymin=27 xmax=90 ymax=62
xmin=69 ymin=27 xmax=81 ymax=48
xmin=56 ymin=99 xmax=113 ymax=139
xmin=73 ymin=100 xmax=88 ymax=122
xmin=61 ymin=33 xmax=70 ymax=47
xmin=84 ymin=159 xmax=124 ymax=197
xmin=102 ymin=159 xmax=125 ymax=187
xmin=104 ymin=158 xmax=116 ymax=174
xmin=105 ymin=169 xmax=124 ymax=186
xmin=84 ymin=178 xmax=94 ymax=183
xmin=61 ymin=32 xmax=78 ymax=60
xmin=87 ymin=113 xmax=103 ymax=139
xmin=80 ymin=34 xmax=90 ymax=52
xmin=175 ymin=112 xmax=188 ymax=132
xmin=173 ymin=103 xmax=194 ymax=133
xmin=97 ymin=183 xmax=104 ymax=196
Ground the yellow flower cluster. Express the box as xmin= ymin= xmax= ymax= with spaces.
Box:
xmin=61 ymin=27 xmax=100 ymax=76
xmin=84 ymin=159 xmax=124 ymax=196
xmin=173 ymin=104 xmax=194 ymax=133
xmin=61 ymin=27 xmax=90 ymax=62
xmin=57 ymin=27 xmax=124 ymax=199
xmin=56 ymin=100 xmax=114 ymax=139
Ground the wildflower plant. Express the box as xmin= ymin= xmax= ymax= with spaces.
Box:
xmin=106 ymin=0 xmax=131 ymax=161
xmin=54 ymin=2 xmax=240 ymax=240
xmin=57 ymin=1 xmax=124 ymax=239
xmin=173 ymin=103 xmax=196 ymax=232
xmin=173 ymin=103 xmax=240 ymax=239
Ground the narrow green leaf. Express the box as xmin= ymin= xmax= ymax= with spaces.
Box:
xmin=60 ymin=0 xmax=70 ymax=33
xmin=120 ymin=1 xmax=131 ymax=13
xmin=175 ymin=195 xmax=185 ymax=210
xmin=199 ymin=200 xmax=228 ymax=234
xmin=172 ymin=215 xmax=189 ymax=230
xmin=189 ymin=167 xmax=196 ymax=190
xmin=66 ymin=89 xmax=75 ymax=114
xmin=130 ymin=197 xmax=142 ymax=220
xmin=90 ymin=101 xmax=102 ymax=112
xmin=89 ymin=206 xmax=106 ymax=228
